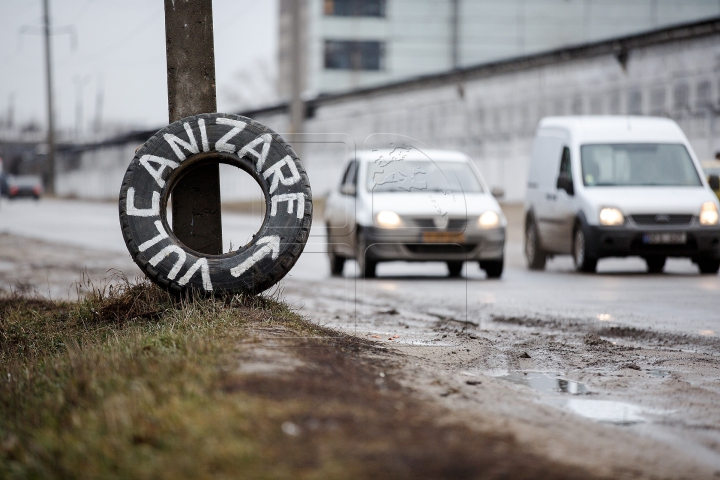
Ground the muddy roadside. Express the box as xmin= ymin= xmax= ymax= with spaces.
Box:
xmin=2 ymin=232 xmax=719 ymax=477
xmin=281 ymin=275 xmax=720 ymax=478
xmin=0 ymin=232 xmax=142 ymax=299
xmin=0 ymin=235 xmax=602 ymax=479
xmin=3 ymin=279 xmax=609 ymax=479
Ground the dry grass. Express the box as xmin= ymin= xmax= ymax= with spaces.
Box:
xmin=0 ymin=278 xmax=598 ymax=479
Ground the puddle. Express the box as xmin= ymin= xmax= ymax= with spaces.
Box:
xmin=646 ymin=368 xmax=670 ymax=378
xmin=498 ymin=371 xmax=653 ymax=425
xmin=567 ymin=399 xmax=645 ymax=425
xmin=498 ymin=372 xmax=589 ymax=395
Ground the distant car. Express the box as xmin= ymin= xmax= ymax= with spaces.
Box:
xmin=524 ymin=116 xmax=720 ymax=275
xmin=324 ymin=148 xmax=506 ymax=278
xmin=702 ymin=159 xmax=720 ymax=201
xmin=7 ymin=175 xmax=43 ymax=200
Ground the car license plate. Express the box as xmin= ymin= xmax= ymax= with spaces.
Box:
xmin=642 ymin=232 xmax=687 ymax=244
xmin=422 ymin=231 xmax=465 ymax=243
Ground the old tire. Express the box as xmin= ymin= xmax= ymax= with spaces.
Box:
xmin=119 ymin=113 xmax=312 ymax=296
xmin=525 ymin=219 xmax=547 ymax=270
xmin=481 ymin=258 xmax=504 ymax=279
xmin=573 ymin=226 xmax=597 ymax=273
xmin=645 ymin=256 xmax=666 ymax=273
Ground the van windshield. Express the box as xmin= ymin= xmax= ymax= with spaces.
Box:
xmin=580 ymin=143 xmax=701 ymax=187
xmin=366 ymin=160 xmax=483 ymax=193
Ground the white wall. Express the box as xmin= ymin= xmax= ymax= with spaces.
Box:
xmin=57 ymin=30 xmax=720 ymax=203
xmin=267 ymin=33 xmax=720 ymax=203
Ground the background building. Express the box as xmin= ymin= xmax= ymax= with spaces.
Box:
xmin=57 ymin=19 xmax=720 ymax=204
xmin=279 ymin=0 xmax=720 ymax=98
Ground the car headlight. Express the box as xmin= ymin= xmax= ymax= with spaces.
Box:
xmin=478 ymin=211 xmax=500 ymax=228
xmin=375 ymin=210 xmax=402 ymax=228
xmin=599 ymin=207 xmax=624 ymax=226
xmin=700 ymin=202 xmax=719 ymax=225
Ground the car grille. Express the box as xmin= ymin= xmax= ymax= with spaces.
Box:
xmin=405 ymin=244 xmax=477 ymax=254
xmin=629 ymin=214 xmax=693 ymax=226
xmin=404 ymin=217 xmax=469 ymax=230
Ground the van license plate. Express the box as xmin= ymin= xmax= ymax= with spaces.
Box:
xmin=642 ymin=232 xmax=687 ymax=244
xmin=423 ymin=232 xmax=465 ymax=243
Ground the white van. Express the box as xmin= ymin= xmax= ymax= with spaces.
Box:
xmin=524 ymin=116 xmax=720 ymax=274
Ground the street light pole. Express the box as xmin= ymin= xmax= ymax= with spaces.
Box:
xmin=42 ymin=0 xmax=56 ymax=195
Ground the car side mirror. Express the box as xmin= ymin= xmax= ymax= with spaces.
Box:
xmin=340 ymin=184 xmax=356 ymax=196
xmin=709 ymin=174 xmax=720 ymax=191
xmin=490 ymin=187 xmax=505 ymax=199
xmin=556 ymin=173 xmax=574 ymax=196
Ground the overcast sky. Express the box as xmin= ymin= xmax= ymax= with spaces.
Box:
xmin=0 ymin=0 xmax=279 ymax=133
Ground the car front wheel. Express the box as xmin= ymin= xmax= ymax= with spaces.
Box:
xmin=447 ymin=261 xmax=463 ymax=278
xmin=645 ymin=256 xmax=666 ymax=274
xmin=697 ymin=257 xmax=720 ymax=275
xmin=525 ymin=220 xmax=546 ymax=270
xmin=327 ymin=227 xmax=345 ymax=276
xmin=573 ymin=227 xmax=597 ymax=273
xmin=357 ymin=232 xmax=377 ymax=278
xmin=480 ymin=258 xmax=504 ymax=279
xmin=329 ymin=252 xmax=345 ymax=276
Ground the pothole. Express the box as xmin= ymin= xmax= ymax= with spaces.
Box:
xmin=497 ymin=371 xmax=656 ymax=425
xmin=498 ymin=371 xmax=589 ymax=395
xmin=567 ymin=399 xmax=645 ymax=425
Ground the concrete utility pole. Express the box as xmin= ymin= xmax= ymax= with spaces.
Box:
xmin=42 ymin=0 xmax=56 ymax=195
xmin=73 ymin=74 xmax=91 ymax=141
xmin=93 ymin=75 xmax=104 ymax=134
xmin=164 ymin=0 xmax=223 ymax=255
xmin=6 ymin=94 xmax=15 ymax=130
xmin=451 ymin=0 xmax=460 ymax=69
xmin=289 ymin=0 xmax=305 ymax=154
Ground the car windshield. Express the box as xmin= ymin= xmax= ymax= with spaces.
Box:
xmin=580 ymin=143 xmax=701 ymax=187
xmin=366 ymin=160 xmax=483 ymax=193
xmin=704 ymin=167 xmax=720 ymax=177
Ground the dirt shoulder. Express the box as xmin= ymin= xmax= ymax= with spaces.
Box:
xmin=0 ymin=232 xmax=141 ymax=299
xmin=2 ymin=232 xmax=719 ymax=478
xmin=1 ymin=280 xmax=602 ymax=479
xmin=282 ymin=277 xmax=720 ymax=479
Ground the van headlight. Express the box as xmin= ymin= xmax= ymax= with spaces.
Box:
xmin=700 ymin=202 xmax=719 ymax=225
xmin=478 ymin=211 xmax=500 ymax=228
xmin=599 ymin=207 xmax=624 ymax=226
xmin=375 ymin=210 xmax=402 ymax=228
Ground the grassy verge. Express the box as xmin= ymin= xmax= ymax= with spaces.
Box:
xmin=1 ymin=280 xmax=594 ymax=479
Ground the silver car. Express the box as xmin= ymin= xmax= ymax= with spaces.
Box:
xmin=324 ymin=148 xmax=506 ymax=278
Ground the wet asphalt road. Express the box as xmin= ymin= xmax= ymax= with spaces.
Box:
xmin=1 ymin=198 xmax=718 ymax=337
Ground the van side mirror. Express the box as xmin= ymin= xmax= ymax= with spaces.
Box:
xmin=709 ymin=174 xmax=720 ymax=191
xmin=340 ymin=184 xmax=356 ymax=196
xmin=490 ymin=187 xmax=504 ymax=199
xmin=556 ymin=173 xmax=574 ymax=196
